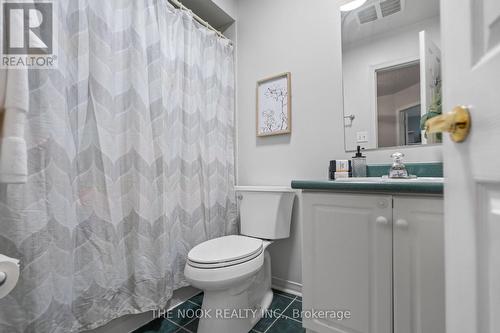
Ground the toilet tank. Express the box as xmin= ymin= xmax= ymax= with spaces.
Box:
xmin=236 ymin=186 xmax=295 ymax=240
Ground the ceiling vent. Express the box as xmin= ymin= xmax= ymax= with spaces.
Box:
xmin=355 ymin=0 xmax=405 ymax=25
xmin=357 ymin=5 xmax=378 ymax=24
xmin=379 ymin=0 xmax=403 ymax=18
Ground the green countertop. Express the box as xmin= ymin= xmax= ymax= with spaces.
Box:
xmin=292 ymin=163 xmax=444 ymax=195
xmin=291 ymin=179 xmax=443 ymax=195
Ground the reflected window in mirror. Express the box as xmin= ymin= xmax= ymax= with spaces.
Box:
xmin=341 ymin=0 xmax=442 ymax=152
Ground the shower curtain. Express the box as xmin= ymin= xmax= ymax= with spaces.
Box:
xmin=0 ymin=1 xmax=236 ymax=332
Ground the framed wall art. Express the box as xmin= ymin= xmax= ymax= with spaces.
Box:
xmin=256 ymin=72 xmax=291 ymax=137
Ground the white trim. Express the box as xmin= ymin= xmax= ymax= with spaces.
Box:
xmin=271 ymin=276 xmax=303 ymax=296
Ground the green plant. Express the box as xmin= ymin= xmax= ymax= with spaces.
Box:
xmin=420 ymin=77 xmax=442 ymax=140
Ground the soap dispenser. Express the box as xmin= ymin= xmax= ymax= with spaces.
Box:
xmin=352 ymin=146 xmax=367 ymax=177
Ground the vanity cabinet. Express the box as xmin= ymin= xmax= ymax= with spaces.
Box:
xmin=301 ymin=192 xmax=444 ymax=333
xmin=392 ymin=197 xmax=445 ymax=333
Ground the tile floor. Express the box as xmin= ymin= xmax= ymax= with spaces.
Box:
xmin=134 ymin=289 xmax=305 ymax=333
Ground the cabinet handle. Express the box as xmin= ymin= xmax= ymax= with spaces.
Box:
xmin=376 ymin=216 xmax=389 ymax=225
xmin=395 ymin=219 xmax=409 ymax=228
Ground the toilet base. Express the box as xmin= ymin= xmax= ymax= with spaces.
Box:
xmin=197 ymin=251 xmax=273 ymax=333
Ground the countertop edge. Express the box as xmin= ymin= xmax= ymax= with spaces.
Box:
xmin=291 ymin=180 xmax=444 ymax=195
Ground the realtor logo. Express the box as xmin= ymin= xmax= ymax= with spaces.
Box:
xmin=1 ymin=1 xmax=57 ymax=68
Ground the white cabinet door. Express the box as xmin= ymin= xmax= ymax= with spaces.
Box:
xmin=393 ymin=197 xmax=445 ymax=333
xmin=302 ymin=192 xmax=392 ymax=333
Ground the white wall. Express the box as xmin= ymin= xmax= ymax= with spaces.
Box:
xmin=236 ymin=0 xmax=345 ymax=292
xmin=343 ymin=16 xmax=441 ymax=151
xmin=235 ymin=0 xmax=443 ymax=291
xmin=236 ymin=0 xmax=345 ymax=185
xmin=212 ymin=0 xmax=237 ymax=20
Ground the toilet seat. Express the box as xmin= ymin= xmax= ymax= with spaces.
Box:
xmin=187 ymin=235 xmax=263 ymax=269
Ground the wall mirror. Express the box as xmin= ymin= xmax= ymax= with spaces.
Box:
xmin=341 ymin=0 xmax=442 ymax=151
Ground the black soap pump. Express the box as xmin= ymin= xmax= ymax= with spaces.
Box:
xmin=352 ymin=146 xmax=367 ymax=177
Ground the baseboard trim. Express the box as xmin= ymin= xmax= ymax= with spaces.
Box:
xmin=271 ymin=276 xmax=302 ymax=297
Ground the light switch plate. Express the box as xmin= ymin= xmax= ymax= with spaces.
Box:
xmin=356 ymin=131 xmax=368 ymax=143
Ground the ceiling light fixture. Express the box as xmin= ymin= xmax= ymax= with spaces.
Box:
xmin=340 ymin=0 xmax=368 ymax=12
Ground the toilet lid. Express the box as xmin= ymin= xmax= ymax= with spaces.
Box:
xmin=188 ymin=235 xmax=263 ymax=265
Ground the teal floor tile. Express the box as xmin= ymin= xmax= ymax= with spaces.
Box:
xmin=160 ymin=320 xmax=183 ymax=333
xmin=282 ymin=300 xmax=302 ymax=322
xmin=189 ymin=292 xmax=204 ymax=306
xmin=132 ymin=317 xmax=181 ymax=333
xmin=168 ymin=300 xmax=201 ymax=327
xmin=267 ymin=316 xmax=305 ymax=333
xmin=272 ymin=289 xmax=296 ymax=300
xmin=252 ymin=313 xmax=275 ymax=331
xmin=132 ymin=318 xmax=163 ymax=333
xmin=183 ymin=317 xmax=199 ymax=332
xmin=136 ymin=292 xmax=307 ymax=333
xmin=251 ymin=294 xmax=294 ymax=332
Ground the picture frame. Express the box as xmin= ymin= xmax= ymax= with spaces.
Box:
xmin=256 ymin=72 xmax=291 ymax=137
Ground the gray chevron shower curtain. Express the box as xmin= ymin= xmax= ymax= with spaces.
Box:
xmin=0 ymin=1 xmax=236 ymax=332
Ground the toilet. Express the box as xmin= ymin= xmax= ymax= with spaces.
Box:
xmin=184 ymin=186 xmax=295 ymax=333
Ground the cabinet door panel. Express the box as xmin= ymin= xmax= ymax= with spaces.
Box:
xmin=302 ymin=193 xmax=392 ymax=333
xmin=393 ymin=197 xmax=445 ymax=333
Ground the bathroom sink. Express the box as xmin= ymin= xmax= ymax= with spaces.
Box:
xmin=334 ymin=177 xmax=444 ymax=184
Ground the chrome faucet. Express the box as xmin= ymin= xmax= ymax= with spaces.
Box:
xmin=388 ymin=153 xmax=409 ymax=178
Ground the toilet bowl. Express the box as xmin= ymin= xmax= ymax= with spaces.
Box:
xmin=184 ymin=186 xmax=295 ymax=333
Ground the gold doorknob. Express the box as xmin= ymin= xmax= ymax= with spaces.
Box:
xmin=425 ymin=106 xmax=471 ymax=142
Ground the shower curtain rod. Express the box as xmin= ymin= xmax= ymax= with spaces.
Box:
xmin=169 ymin=0 xmax=232 ymax=44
